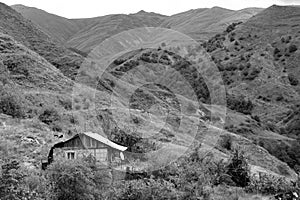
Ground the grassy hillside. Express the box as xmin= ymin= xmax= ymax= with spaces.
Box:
xmin=12 ymin=4 xmax=81 ymax=44
xmin=66 ymin=12 xmax=167 ymax=53
xmin=203 ymin=5 xmax=300 ymax=123
xmin=12 ymin=4 xmax=263 ymax=55
xmin=161 ymin=7 xmax=263 ymax=42
xmin=0 ymin=3 xmax=83 ymax=79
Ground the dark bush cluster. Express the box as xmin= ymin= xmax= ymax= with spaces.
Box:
xmin=38 ymin=107 xmax=61 ymax=126
xmin=219 ymin=134 xmax=233 ymax=151
xmin=227 ymin=95 xmax=254 ymax=115
xmin=110 ymin=127 xmax=156 ymax=154
xmin=203 ymin=33 xmax=226 ymax=53
xmin=288 ymin=73 xmax=299 ymax=86
xmin=0 ymin=88 xmax=25 ymax=118
xmin=3 ymin=56 xmax=30 ymax=77
xmin=289 ymin=44 xmax=298 ymax=53
xmin=225 ymin=22 xmax=242 ymax=33
xmin=242 ymin=66 xmax=262 ymax=81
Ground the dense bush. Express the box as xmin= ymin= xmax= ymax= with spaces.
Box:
xmin=288 ymin=74 xmax=299 ymax=86
xmin=227 ymin=95 xmax=254 ymax=115
xmin=0 ymin=160 xmax=46 ymax=200
xmin=289 ymin=44 xmax=298 ymax=53
xmin=219 ymin=134 xmax=233 ymax=151
xmin=274 ymin=47 xmax=281 ymax=55
xmin=45 ymin=158 xmax=110 ymax=200
xmin=246 ymin=174 xmax=291 ymax=195
xmin=110 ymin=128 xmax=155 ymax=153
xmin=0 ymin=88 xmax=25 ymax=118
xmin=38 ymin=107 xmax=61 ymax=125
xmin=3 ymin=57 xmax=29 ymax=77
xmin=111 ymin=179 xmax=179 ymax=200
xmin=226 ymin=150 xmax=251 ymax=187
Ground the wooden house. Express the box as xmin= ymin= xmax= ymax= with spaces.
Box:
xmin=42 ymin=132 xmax=127 ymax=169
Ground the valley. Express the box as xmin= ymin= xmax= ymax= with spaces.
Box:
xmin=0 ymin=2 xmax=299 ymax=199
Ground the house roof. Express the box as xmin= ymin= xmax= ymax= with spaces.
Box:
xmin=81 ymin=132 xmax=127 ymax=152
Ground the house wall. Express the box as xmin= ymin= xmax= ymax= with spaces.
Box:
xmin=53 ymin=148 xmax=110 ymax=163
xmin=52 ymin=134 xmax=124 ymax=165
xmin=53 ymin=135 xmax=119 ymax=163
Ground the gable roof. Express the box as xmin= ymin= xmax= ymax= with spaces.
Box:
xmin=82 ymin=132 xmax=127 ymax=151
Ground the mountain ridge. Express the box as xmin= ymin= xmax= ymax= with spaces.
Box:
xmin=12 ymin=4 xmax=264 ymax=53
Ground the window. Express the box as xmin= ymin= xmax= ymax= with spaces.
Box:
xmin=66 ymin=151 xmax=75 ymax=159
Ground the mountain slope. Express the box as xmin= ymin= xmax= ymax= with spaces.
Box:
xmin=0 ymin=3 xmax=83 ymax=79
xmin=11 ymin=4 xmax=80 ymax=43
xmin=0 ymin=32 xmax=74 ymax=119
xmin=201 ymin=5 xmax=300 ymax=172
xmin=66 ymin=11 xmax=167 ymax=53
xmin=161 ymin=7 xmax=263 ymax=42
xmin=11 ymin=4 xmax=263 ymax=54
xmin=204 ymin=5 xmax=300 ymax=120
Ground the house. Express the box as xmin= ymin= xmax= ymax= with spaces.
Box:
xmin=42 ymin=132 xmax=127 ymax=169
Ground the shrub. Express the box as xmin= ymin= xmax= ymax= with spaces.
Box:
xmin=251 ymin=115 xmax=261 ymax=123
xmin=219 ymin=134 xmax=233 ymax=151
xmin=274 ymin=47 xmax=280 ymax=55
xmin=3 ymin=58 xmax=29 ymax=77
xmin=246 ymin=173 xmax=294 ymax=195
xmin=289 ymin=44 xmax=298 ymax=53
xmin=226 ymin=151 xmax=250 ymax=187
xmin=38 ymin=107 xmax=61 ymax=125
xmin=113 ymin=58 xmax=126 ymax=65
xmin=288 ymin=74 xmax=299 ymax=86
xmin=0 ymin=88 xmax=25 ymax=118
xmin=45 ymin=158 xmax=110 ymax=200
xmin=112 ymin=178 xmax=179 ymax=200
xmin=0 ymin=160 xmax=45 ymax=200
xmin=227 ymin=95 xmax=254 ymax=115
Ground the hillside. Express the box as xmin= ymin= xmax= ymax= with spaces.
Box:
xmin=203 ymin=5 xmax=300 ymax=123
xmin=12 ymin=4 xmax=80 ymax=43
xmin=201 ymin=5 xmax=300 ymax=174
xmin=13 ymin=5 xmax=263 ymax=54
xmin=0 ymin=3 xmax=83 ymax=79
xmin=0 ymin=32 xmax=77 ymax=161
xmin=1 ymin=3 xmax=300 ymax=199
xmin=161 ymin=7 xmax=263 ymax=42
xmin=67 ymin=7 xmax=263 ymax=53
xmin=66 ymin=11 xmax=167 ymax=53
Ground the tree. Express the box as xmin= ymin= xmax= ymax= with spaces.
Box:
xmin=38 ymin=107 xmax=61 ymax=125
xmin=0 ymin=87 xmax=25 ymax=118
xmin=227 ymin=95 xmax=254 ymax=115
xmin=289 ymin=44 xmax=298 ymax=53
xmin=0 ymin=160 xmax=28 ymax=200
xmin=45 ymin=158 xmax=110 ymax=200
xmin=226 ymin=150 xmax=250 ymax=187
xmin=288 ymin=74 xmax=299 ymax=86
